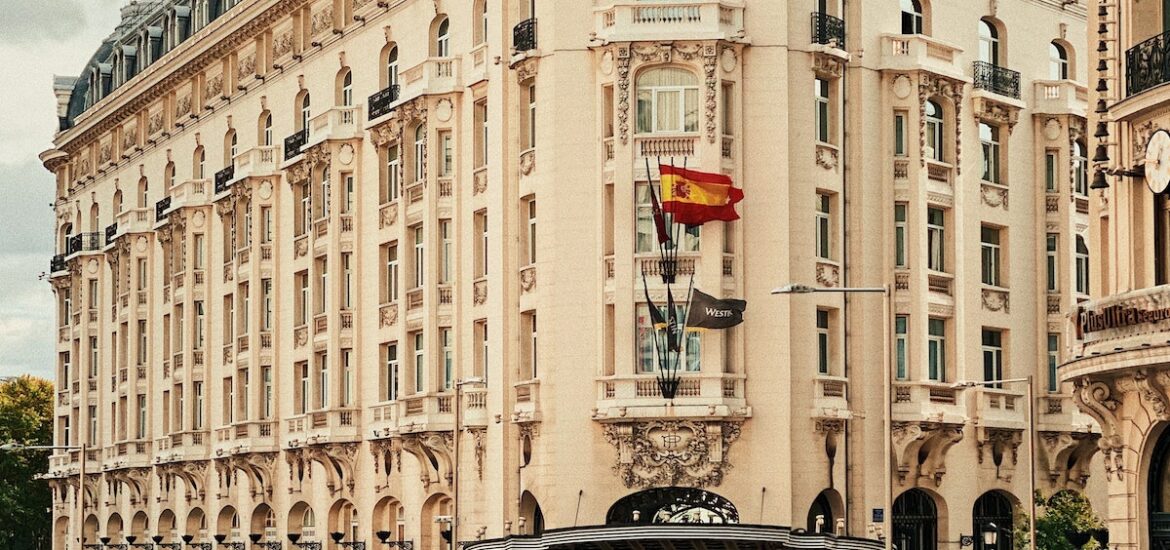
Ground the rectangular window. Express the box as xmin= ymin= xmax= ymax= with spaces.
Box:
xmin=341 ymin=252 xmax=353 ymax=310
xmin=1073 ymin=147 xmax=1089 ymax=197
xmin=927 ymin=318 xmax=946 ymax=382
xmin=239 ymin=284 xmax=249 ymax=334
xmin=1045 ymin=151 xmax=1058 ymax=192
xmin=894 ymin=204 xmax=908 ymax=268
xmin=297 ymin=271 xmax=309 ymax=325
xmin=817 ymin=309 xmax=830 ymax=375
xmin=193 ymin=234 xmax=205 ymax=269
xmin=413 ymin=226 xmax=425 ymax=288
xmin=137 ymin=259 xmax=147 ymax=290
xmin=384 ymin=242 xmax=399 ymax=303
xmin=413 ymin=332 xmax=425 ymax=394
xmin=1048 ymin=333 xmax=1060 ymax=393
xmin=927 ymin=208 xmax=945 ymax=272
xmin=262 ymin=366 xmax=273 ymax=419
xmin=193 ymin=381 xmax=204 ymax=429
xmin=240 ymin=369 xmax=250 ymax=420
xmin=982 ymin=329 xmax=1003 ymax=387
xmin=476 ymin=211 xmax=488 ymax=277
xmin=440 ymin=220 xmax=453 ymax=284
xmin=440 ymin=131 xmax=454 ymax=176
xmin=223 ymin=377 xmax=235 ymax=424
xmin=137 ymin=320 xmax=147 ymax=364
xmin=297 ymin=362 xmax=309 ymax=414
xmin=261 ymin=206 xmax=272 ymax=243
xmin=384 ymin=343 xmax=399 ymax=402
xmin=895 ymin=315 xmax=909 ymax=380
xmin=894 ymin=111 xmax=907 ymax=156
xmin=316 ymin=257 xmax=328 ymax=314
xmin=636 ymin=184 xmax=700 ymax=253
xmin=316 ymin=352 xmax=329 ymax=409
xmin=1076 ymin=237 xmax=1090 ymax=294
xmin=815 ymin=78 xmax=830 ymax=143
xmin=980 ymin=123 xmax=1002 ymax=184
xmin=1047 ymin=234 xmax=1059 ymax=292
xmin=297 ymin=183 xmax=310 ymax=235
xmin=527 ymin=199 xmax=537 ymax=265
xmin=981 ymin=226 xmax=1001 ymax=287
xmin=261 ymin=278 xmax=272 ymax=330
xmin=340 ymin=173 xmax=354 ymax=214
xmin=342 ymin=349 xmax=353 ymax=407
xmin=89 ymin=336 xmax=99 ymax=377
xmin=526 ymin=83 xmax=537 ymax=149
xmin=527 ymin=313 xmax=538 ymax=379
xmin=386 ymin=146 xmax=400 ymax=202
xmin=636 ymin=304 xmax=700 ymax=374
xmin=816 ymin=194 xmax=832 ymax=260
xmin=722 ymin=83 xmax=734 ymax=136
xmin=442 ymin=329 xmax=454 ymax=390
xmin=474 ymin=101 xmax=488 ymax=168
xmin=477 ymin=321 xmax=489 ymax=383
xmin=136 ymin=395 xmax=146 ymax=439
xmin=193 ymin=300 xmax=205 ymax=350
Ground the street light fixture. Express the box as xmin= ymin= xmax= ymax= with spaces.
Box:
xmin=248 ymin=533 xmax=281 ymax=550
xmin=983 ymin=523 xmax=999 ymax=548
xmin=952 ymin=377 xmax=1037 ymax=550
xmin=127 ymin=535 xmax=154 ymax=550
xmin=214 ymin=534 xmax=245 ymax=550
xmin=330 ymin=532 xmax=366 ymax=550
xmin=287 ymin=533 xmax=320 ymax=550
xmin=772 ymin=283 xmax=891 ymax=547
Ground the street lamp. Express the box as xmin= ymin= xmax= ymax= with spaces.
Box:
xmin=153 ymin=534 xmax=181 ymax=550
xmin=182 ymin=534 xmax=212 ymax=550
xmin=953 ymin=377 xmax=1037 ymax=550
xmin=127 ymin=535 xmax=154 ymax=550
xmin=772 ymin=283 xmax=891 ymax=547
xmin=287 ymin=533 xmax=320 ymax=550
xmin=248 ymin=533 xmax=281 ymax=550
xmin=452 ymin=377 xmax=485 ymax=550
xmin=214 ymin=534 xmax=245 ymax=550
xmin=1 ymin=442 xmax=88 ymax=550
xmin=330 ymin=532 xmax=366 ymax=550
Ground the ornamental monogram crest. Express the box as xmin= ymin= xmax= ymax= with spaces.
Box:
xmin=603 ymin=420 xmax=741 ymax=489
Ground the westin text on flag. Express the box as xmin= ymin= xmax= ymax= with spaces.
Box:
xmin=686 ymin=289 xmax=747 ymax=329
xmin=659 ymin=164 xmax=744 ymax=225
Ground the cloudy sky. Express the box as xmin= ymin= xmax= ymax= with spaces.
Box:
xmin=0 ymin=0 xmax=123 ymax=379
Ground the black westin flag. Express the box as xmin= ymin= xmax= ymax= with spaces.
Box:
xmin=686 ymin=289 xmax=747 ymax=329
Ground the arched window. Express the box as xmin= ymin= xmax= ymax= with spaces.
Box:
xmin=924 ymin=100 xmax=944 ymax=162
xmin=113 ymin=190 xmax=123 ymax=214
xmin=972 ymin=492 xmax=1014 ymax=550
xmin=1050 ymin=42 xmax=1069 ymax=80
xmin=636 ymin=67 xmax=700 ymax=134
xmin=302 ymin=508 xmax=316 ymax=538
xmin=893 ymin=489 xmax=937 ymax=550
xmin=387 ymin=46 xmax=399 ymax=88
xmin=339 ymin=69 xmax=353 ymax=107
xmin=260 ymin=112 xmax=273 ymax=147
xmin=299 ymin=93 xmax=312 ymax=132
xmin=900 ymin=0 xmax=923 ymax=34
xmin=414 ymin=125 xmax=426 ymax=182
xmin=138 ymin=178 xmax=149 ymax=208
xmin=979 ymin=19 xmax=1000 ymax=65
xmin=435 ymin=18 xmax=450 ymax=57
xmin=474 ymin=1 xmax=488 ymax=45
xmin=194 ymin=147 xmax=206 ymax=179
xmin=225 ymin=130 xmax=238 ymax=164
xmin=1073 ymin=140 xmax=1088 ymax=196
xmin=165 ymin=162 xmax=176 ymax=189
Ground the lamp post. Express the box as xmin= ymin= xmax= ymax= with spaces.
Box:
xmin=248 ymin=533 xmax=282 ymax=550
xmin=952 ymin=377 xmax=1036 ymax=550
xmin=1 ymin=441 xmax=87 ymax=550
xmin=373 ymin=531 xmax=411 ymax=550
xmin=182 ymin=534 xmax=212 ymax=550
xmin=287 ymin=533 xmax=321 ymax=550
xmin=153 ymin=534 xmax=181 ymax=550
xmin=330 ymin=532 xmax=366 ymax=550
xmin=452 ymin=377 xmax=485 ymax=550
xmin=214 ymin=534 xmax=246 ymax=550
xmin=772 ymin=283 xmax=891 ymax=547
xmin=127 ymin=535 xmax=154 ymax=550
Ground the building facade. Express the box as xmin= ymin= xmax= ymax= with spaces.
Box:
xmin=40 ymin=1 xmax=1100 ymax=549
xmin=1064 ymin=1 xmax=1170 ymax=549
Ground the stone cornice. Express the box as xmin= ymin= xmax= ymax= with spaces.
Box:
xmin=56 ymin=0 xmax=307 ymax=153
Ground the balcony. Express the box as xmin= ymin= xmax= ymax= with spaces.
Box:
xmin=1033 ymin=80 xmax=1088 ymax=116
xmin=115 ymin=207 xmax=153 ymax=235
xmin=397 ymin=58 xmax=462 ymax=102
xmin=284 ymin=129 xmax=309 ymax=161
xmin=397 ymin=394 xmax=456 ymax=432
xmin=213 ymin=420 xmax=278 ymax=456
xmin=50 ymin=254 xmax=66 ymax=274
xmin=966 ymin=386 xmax=1026 ymax=430
xmin=1126 ymin=30 xmax=1170 ymax=97
xmin=512 ymin=379 xmax=541 ymax=425
xmin=67 ymin=232 xmax=102 ymax=256
xmin=155 ymin=196 xmax=172 ymax=220
xmin=877 ymin=34 xmax=963 ymax=79
xmin=973 ymin=61 xmax=1020 ymax=99
xmin=635 ymin=135 xmax=698 ymax=159
xmin=463 ymin=386 xmax=489 ymax=428
xmin=892 ymin=382 xmax=965 ymax=424
xmin=305 ymin=106 xmax=360 ymax=148
xmin=170 ymin=178 xmax=210 ymax=211
xmin=284 ymin=409 xmax=361 ymax=445
xmin=593 ymin=1 xmax=745 ymax=43
xmin=368 ymin=84 xmax=400 ymax=121
xmin=810 ymin=12 xmax=844 ymax=47
xmin=105 ymin=439 xmax=153 ymax=469
xmin=214 ymin=166 xmax=235 ymax=194
xmin=154 ymin=430 xmax=210 ymax=463
xmin=513 ymin=18 xmax=537 ymax=52
xmin=593 ymin=373 xmax=748 ymax=420
xmin=232 ymin=145 xmax=278 ymax=181
xmin=812 ymin=376 xmax=850 ymax=420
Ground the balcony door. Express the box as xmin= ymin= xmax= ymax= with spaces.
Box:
xmin=1149 ymin=425 xmax=1170 ymax=547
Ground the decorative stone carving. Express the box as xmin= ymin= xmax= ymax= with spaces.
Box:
xmin=370 ymin=437 xmax=403 ymax=490
xmin=380 ymin=304 xmax=398 ymax=328
xmin=975 ymin=427 xmax=1022 ymax=481
xmin=616 ymin=46 xmax=631 ymax=145
xmin=973 ymin=99 xmax=1019 ymax=132
xmin=205 ymin=73 xmax=224 ymax=100
xmin=815 ymin=144 xmax=839 ymax=170
xmin=473 ymin=169 xmax=487 ymax=195
xmin=1134 ymin=120 xmax=1159 ymax=162
xmin=274 ymin=31 xmax=294 ymax=59
xmin=703 ymin=44 xmax=718 ymax=143
xmin=401 ymin=432 xmax=455 ymax=487
xmin=1039 ymin=431 xmax=1099 ymax=488
xmin=980 ymin=183 xmax=1008 ymax=210
xmin=380 ymin=204 xmax=398 ymax=228
xmin=473 ymin=280 xmax=487 ymax=305
xmin=515 ymin=57 xmax=539 ymax=83
xmin=519 ymin=149 xmax=536 ymax=176
xmin=815 ymin=262 xmax=839 ymax=288
xmin=981 ymin=288 xmax=1010 ymax=313
xmin=602 ymin=420 xmax=742 ymax=489
xmin=238 ymin=53 xmax=256 ymax=82
xmin=919 ymin=74 xmax=964 ymax=173
xmin=892 ymin=421 xmax=965 ymax=486
xmin=812 ymin=52 xmax=845 ymax=79
xmin=311 ymin=3 xmax=334 ymax=36
xmin=148 ymin=112 xmax=164 ymax=136
xmin=1072 ymin=379 xmax=1124 ymax=480
xmin=176 ymin=94 xmax=192 ymax=118
xmin=520 ymin=266 xmax=536 ymax=292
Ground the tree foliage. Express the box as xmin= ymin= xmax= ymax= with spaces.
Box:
xmin=0 ymin=375 xmax=54 ymax=550
xmin=1022 ymin=490 xmax=1106 ymax=550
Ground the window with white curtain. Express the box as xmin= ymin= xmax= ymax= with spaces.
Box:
xmin=636 ymin=68 xmax=700 ymax=134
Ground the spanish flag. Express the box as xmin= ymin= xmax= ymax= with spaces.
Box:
xmin=659 ymin=165 xmax=744 ymax=225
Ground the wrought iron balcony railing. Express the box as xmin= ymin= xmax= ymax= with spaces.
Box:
xmin=51 ymin=254 xmax=66 ymax=273
xmin=973 ymin=60 xmax=1021 ymax=99
xmin=810 ymin=12 xmax=845 ymax=47
xmin=105 ymin=223 xmax=118 ymax=245
xmin=1127 ymin=30 xmax=1170 ymax=97
xmin=214 ymin=165 xmax=235 ymax=194
xmin=513 ymin=17 xmax=538 ymax=52
xmin=67 ymin=232 xmax=102 ymax=255
xmin=284 ymin=128 xmax=309 ymax=160
xmin=368 ymin=84 xmax=400 ymax=121
xmin=156 ymin=196 xmax=172 ymax=221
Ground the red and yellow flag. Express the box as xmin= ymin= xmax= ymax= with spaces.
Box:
xmin=659 ymin=165 xmax=744 ymax=225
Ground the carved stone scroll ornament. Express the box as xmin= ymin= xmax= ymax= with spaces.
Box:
xmin=918 ymin=74 xmax=964 ymax=173
xmin=400 ymin=432 xmax=455 ymax=488
xmin=703 ymin=44 xmax=718 ymax=143
xmin=892 ymin=421 xmax=964 ymax=486
xmin=616 ymin=46 xmax=631 ymax=145
xmin=602 ymin=420 xmax=742 ymax=489
xmin=975 ymin=427 xmax=1022 ymax=482
xmin=371 ymin=437 xmax=404 ymax=492
xmin=300 ymin=442 xmax=359 ymax=495
xmin=1072 ymin=378 xmax=1125 ymax=480
xmin=1039 ymin=431 xmax=1100 ymax=488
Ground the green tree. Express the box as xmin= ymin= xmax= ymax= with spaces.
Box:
xmin=1026 ymin=490 xmax=1106 ymax=550
xmin=0 ymin=375 xmax=55 ymax=550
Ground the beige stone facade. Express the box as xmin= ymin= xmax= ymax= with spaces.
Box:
xmin=40 ymin=1 xmax=1102 ymax=549
xmin=1064 ymin=1 xmax=1170 ymax=549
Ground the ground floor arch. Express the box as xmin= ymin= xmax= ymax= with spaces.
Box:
xmin=893 ymin=489 xmax=940 ymax=550
xmin=250 ymin=503 xmax=277 ymax=541
xmin=972 ymin=490 xmax=1016 ymax=550
xmin=806 ymin=489 xmax=844 ymax=534
xmin=519 ymin=491 xmax=545 ymax=536
xmin=606 ymin=487 xmax=739 ymax=525
xmin=372 ymin=496 xmax=406 ymax=543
